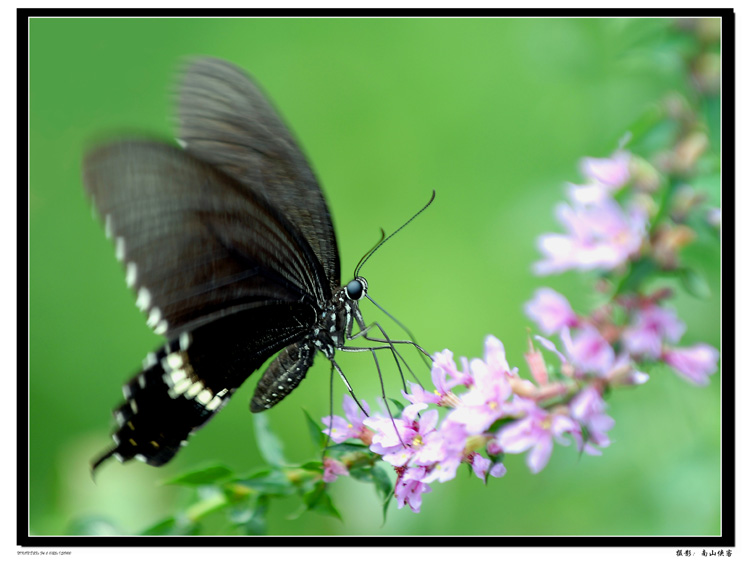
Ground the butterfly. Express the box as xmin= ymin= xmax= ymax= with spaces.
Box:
xmin=84 ymin=57 xmax=430 ymax=471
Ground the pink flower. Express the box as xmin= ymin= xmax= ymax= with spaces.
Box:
xmin=448 ymin=336 xmax=514 ymax=433
xmin=321 ymin=395 xmax=370 ymax=444
xmin=566 ymin=182 xmax=610 ymax=205
xmin=579 ymin=150 xmax=631 ymax=189
xmin=561 ymin=325 xmax=615 ymax=376
xmin=534 ymin=197 xmax=647 ymax=275
xmin=569 ymin=387 xmax=615 ymax=454
xmin=622 ymin=304 xmax=686 ymax=359
xmin=432 ymin=349 xmax=468 ymax=386
xmin=322 ymin=457 xmax=349 ymax=483
xmin=394 ymin=466 xmax=432 ymax=513
xmin=403 ymin=349 xmax=463 ymax=406
xmin=525 ymin=288 xmax=578 ymax=335
xmin=496 ymin=401 xmax=582 ymax=474
xmin=416 ymin=421 xmax=468 ymax=484
xmin=663 ymin=344 xmax=719 ymax=386
xmin=605 ymin=354 xmax=650 ymax=387
xmin=469 ymin=452 xmax=507 ymax=481
xmin=365 ymin=403 xmax=439 ymax=467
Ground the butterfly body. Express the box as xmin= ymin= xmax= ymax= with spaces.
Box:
xmin=251 ymin=277 xmax=368 ymax=412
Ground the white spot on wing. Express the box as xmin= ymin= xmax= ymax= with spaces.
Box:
xmin=165 ymin=353 xmax=184 ymax=371
xmin=125 ymin=262 xmax=137 ymax=288
xmin=130 ymin=400 xmax=138 ymax=414
xmin=114 ymin=452 xmax=124 ymax=463
xmin=172 ymin=378 xmax=191 ymax=395
xmin=206 ymin=396 xmax=223 ymax=411
xmin=169 ymin=368 xmax=187 ymax=385
xmin=115 ymin=237 xmax=125 ymax=261
xmin=154 ymin=319 xmax=168 ymax=335
xmin=196 ymin=389 xmax=213 ymax=405
xmin=136 ymin=287 xmax=151 ymax=311
xmin=176 ymin=138 xmax=187 ymax=149
xmin=138 ymin=374 xmax=146 ymax=388
xmin=179 ymin=332 xmax=192 ymax=350
xmin=105 ymin=214 xmax=113 ymax=239
xmin=143 ymin=352 xmax=157 ymax=369
xmin=186 ymin=381 xmax=203 ymax=398
xmin=146 ymin=307 xmax=162 ymax=329
xmin=135 ymin=454 xmax=147 ymax=463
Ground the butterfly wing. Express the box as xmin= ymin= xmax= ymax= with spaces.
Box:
xmin=176 ymin=56 xmax=341 ymax=290
xmin=92 ymin=301 xmax=317 ymax=468
xmin=84 ymin=139 xmax=330 ymax=468
xmin=83 ymin=140 xmax=330 ymax=338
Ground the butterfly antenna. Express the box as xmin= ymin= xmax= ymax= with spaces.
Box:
xmin=354 ymin=190 xmax=435 ymax=278
xmin=354 ymin=228 xmax=386 ymax=277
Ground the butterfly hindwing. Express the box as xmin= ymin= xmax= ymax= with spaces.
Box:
xmin=92 ymin=302 xmax=318 ymax=468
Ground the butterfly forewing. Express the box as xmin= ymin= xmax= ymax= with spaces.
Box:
xmin=177 ymin=57 xmax=340 ymax=290
xmin=83 ymin=140 xmax=329 ymax=338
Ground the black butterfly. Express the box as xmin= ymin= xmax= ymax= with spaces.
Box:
xmin=85 ymin=57 xmax=428 ymax=470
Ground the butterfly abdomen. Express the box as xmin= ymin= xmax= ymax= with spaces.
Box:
xmin=250 ymin=341 xmax=315 ymax=412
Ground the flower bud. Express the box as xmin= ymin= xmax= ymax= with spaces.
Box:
xmin=693 ymin=52 xmax=720 ymax=94
xmin=651 ymin=224 xmax=696 ymax=269
xmin=629 ymin=155 xmax=662 ymax=193
xmin=671 ymin=184 xmax=706 ymax=222
xmin=672 ymin=131 xmax=709 ymax=175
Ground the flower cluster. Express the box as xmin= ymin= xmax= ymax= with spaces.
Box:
xmin=530 ymin=145 xmax=719 ymax=386
xmin=321 ymin=331 xmax=628 ymax=513
xmin=320 ymin=138 xmax=719 ymax=514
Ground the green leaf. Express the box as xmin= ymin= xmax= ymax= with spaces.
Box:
xmin=140 ymin=516 xmax=177 ymax=535
xmin=162 ymin=464 xmax=234 ymax=486
xmin=66 ymin=515 xmax=120 ymax=535
xmin=613 ymin=258 xmax=657 ymax=296
xmin=303 ymin=408 xmax=326 ymax=448
xmin=387 ymin=398 xmax=406 ymax=417
xmin=253 ymin=412 xmax=287 ymax=467
xmin=701 ymin=95 xmax=721 ymax=155
xmin=370 ymin=464 xmax=393 ymax=502
xmin=300 ymin=460 xmax=324 ymax=473
xmin=348 ymin=464 xmax=373 ymax=482
xmin=140 ymin=515 xmax=199 ymax=536
xmin=381 ymin=486 xmax=394 ymax=523
xmin=303 ymin=482 xmax=342 ymax=521
xmin=622 ymin=104 xmax=663 ymax=148
xmin=679 ymin=268 xmax=712 ymax=299
xmin=185 ymin=487 xmax=229 ymax=521
xmin=236 ymin=468 xmax=293 ymax=495
xmin=632 ymin=117 xmax=680 ymax=157
xmin=324 ymin=441 xmax=370 ymax=454
xmin=487 ymin=416 xmax=515 ymax=434
xmin=231 ymin=495 xmax=269 ymax=535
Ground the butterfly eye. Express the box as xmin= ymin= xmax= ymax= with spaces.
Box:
xmin=345 ymin=279 xmax=364 ymax=300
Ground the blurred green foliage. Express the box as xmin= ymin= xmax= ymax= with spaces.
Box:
xmin=29 ymin=17 xmax=721 ymax=535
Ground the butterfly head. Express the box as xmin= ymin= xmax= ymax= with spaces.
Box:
xmin=345 ymin=276 xmax=368 ymax=301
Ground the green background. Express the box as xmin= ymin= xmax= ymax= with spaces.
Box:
xmin=29 ymin=17 xmax=721 ymax=536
